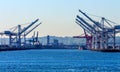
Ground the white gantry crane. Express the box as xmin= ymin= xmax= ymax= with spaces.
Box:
xmin=76 ymin=10 xmax=120 ymax=50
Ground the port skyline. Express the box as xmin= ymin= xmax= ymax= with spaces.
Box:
xmin=0 ymin=0 xmax=120 ymax=37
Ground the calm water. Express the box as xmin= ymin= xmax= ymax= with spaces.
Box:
xmin=0 ymin=49 xmax=120 ymax=72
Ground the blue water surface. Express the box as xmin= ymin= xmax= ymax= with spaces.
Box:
xmin=0 ymin=49 xmax=120 ymax=72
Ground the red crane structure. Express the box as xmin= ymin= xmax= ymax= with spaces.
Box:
xmin=73 ymin=29 xmax=92 ymax=49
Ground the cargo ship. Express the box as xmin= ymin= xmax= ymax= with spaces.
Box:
xmin=0 ymin=44 xmax=42 ymax=51
xmin=91 ymin=48 xmax=120 ymax=52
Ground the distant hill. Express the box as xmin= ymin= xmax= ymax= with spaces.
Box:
xmin=0 ymin=36 xmax=86 ymax=45
xmin=1 ymin=36 xmax=120 ymax=46
xmin=38 ymin=36 xmax=86 ymax=45
xmin=39 ymin=36 xmax=120 ymax=45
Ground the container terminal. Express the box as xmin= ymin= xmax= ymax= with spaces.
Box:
xmin=0 ymin=19 xmax=78 ymax=51
xmin=74 ymin=10 xmax=120 ymax=52
xmin=0 ymin=19 xmax=42 ymax=51
xmin=0 ymin=10 xmax=120 ymax=52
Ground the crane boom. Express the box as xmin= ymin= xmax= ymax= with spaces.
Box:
xmin=77 ymin=15 xmax=96 ymax=32
xmin=79 ymin=10 xmax=102 ymax=29
xmin=76 ymin=21 xmax=91 ymax=34
xmin=19 ymin=19 xmax=39 ymax=35
xmin=76 ymin=19 xmax=94 ymax=34
xmin=24 ymin=23 xmax=41 ymax=36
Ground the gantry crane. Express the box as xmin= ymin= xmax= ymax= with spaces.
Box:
xmin=3 ymin=19 xmax=41 ymax=47
xmin=75 ymin=10 xmax=120 ymax=50
xmin=74 ymin=17 xmax=93 ymax=49
xmin=79 ymin=10 xmax=116 ymax=49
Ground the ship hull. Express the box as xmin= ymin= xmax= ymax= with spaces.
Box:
xmin=91 ymin=48 xmax=120 ymax=52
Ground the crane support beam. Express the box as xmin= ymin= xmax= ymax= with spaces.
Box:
xmin=35 ymin=31 xmax=39 ymax=42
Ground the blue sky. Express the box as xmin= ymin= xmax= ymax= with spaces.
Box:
xmin=0 ymin=0 xmax=120 ymax=37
